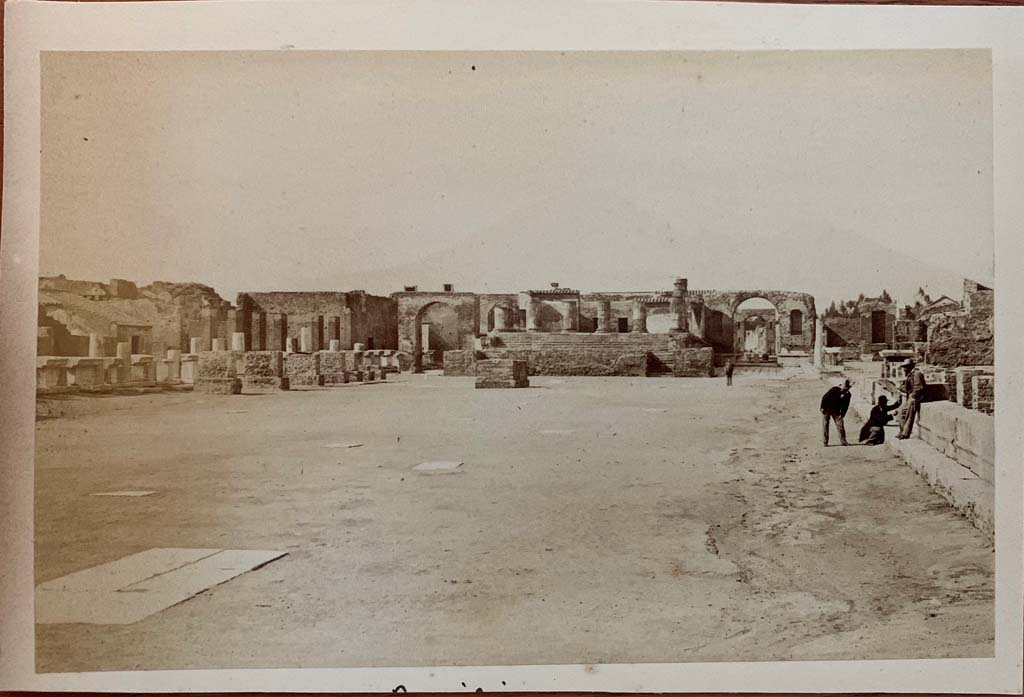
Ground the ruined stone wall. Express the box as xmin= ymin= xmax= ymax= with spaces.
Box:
xmin=393 ymin=292 xmax=480 ymax=361
xmin=926 ymin=309 xmax=993 ymax=368
xmin=443 ymin=349 xmax=477 ymax=376
xmin=485 ymin=346 xmax=651 ymax=376
xmin=700 ymin=290 xmax=816 ymax=353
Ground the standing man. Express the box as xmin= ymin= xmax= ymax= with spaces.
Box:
xmin=725 ymin=358 xmax=734 ymax=387
xmin=820 ymin=378 xmax=852 ymax=446
xmin=896 ymin=358 xmax=927 ymax=439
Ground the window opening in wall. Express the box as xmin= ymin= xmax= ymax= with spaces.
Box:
xmin=789 ymin=309 xmax=803 ymax=336
xmin=617 ymin=317 xmax=629 ymax=333
xmin=130 ymin=335 xmax=141 ymax=354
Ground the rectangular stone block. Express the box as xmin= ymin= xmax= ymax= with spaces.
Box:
xmin=917 ymin=401 xmax=959 ymax=459
xmin=475 ymin=359 xmax=529 ymax=388
xmin=318 ymin=350 xmax=348 ymax=385
xmin=953 ymin=408 xmax=995 ymax=483
xmin=673 ymin=347 xmax=715 ymax=377
xmin=180 ymin=355 xmax=198 ymax=385
xmin=242 ymin=351 xmax=289 ymax=392
xmin=443 ymin=350 xmax=476 ymax=376
xmin=285 ymin=352 xmax=324 ymax=386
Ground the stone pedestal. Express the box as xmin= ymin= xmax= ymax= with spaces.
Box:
xmin=161 ymin=349 xmax=182 ymax=384
xmin=180 ymin=354 xmax=199 ymax=385
xmin=299 ymin=327 xmax=313 ymax=353
xmin=329 ymin=339 xmax=341 ymax=352
xmin=212 ymin=338 xmax=226 ymax=352
xmin=242 ymin=351 xmax=290 ymax=392
xmin=354 ymin=342 xmax=366 ymax=352
xmin=475 ymin=359 xmax=529 ymax=388
xmin=115 ymin=342 xmax=132 ymax=383
xmin=190 ymin=337 xmax=204 ymax=354
xmin=231 ymin=332 xmax=246 ymax=352
xmin=88 ymin=333 xmax=103 ymax=358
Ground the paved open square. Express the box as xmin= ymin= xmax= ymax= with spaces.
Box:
xmin=34 ymin=371 xmax=994 ymax=672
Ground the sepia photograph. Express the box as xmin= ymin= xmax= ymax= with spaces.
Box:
xmin=27 ymin=48 xmax=998 ymax=672
xmin=2 ymin=3 xmax=1023 ymax=692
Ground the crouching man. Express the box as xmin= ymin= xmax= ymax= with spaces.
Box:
xmin=858 ymin=395 xmax=902 ymax=445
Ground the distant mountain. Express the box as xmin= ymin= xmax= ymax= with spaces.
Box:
xmin=300 ymin=185 xmax=978 ymax=308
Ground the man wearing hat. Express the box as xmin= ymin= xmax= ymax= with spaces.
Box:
xmin=896 ymin=358 xmax=927 ymax=439
xmin=820 ymin=378 xmax=853 ymax=446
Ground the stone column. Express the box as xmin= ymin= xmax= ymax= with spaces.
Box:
xmin=630 ymin=299 xmax=648 ymax=333
xmin=299 ymin=326 xmax=313 ymax=353
xmin=327 ymin=316 xmax=341 ymax=346
xmin=562 ymin=301 xmax=579 ymax=332
xmin=595 ymin=300 xmax=613 ymax=333
xmin=669 ymin=278 xmax=689 ymax=332
xmin=88 ymin=333 xmax=103 ymax=358
xmin=231 ymin=332 xmax=246 ymax=352
xmin=526 ymin=297 xmax=543 ymax=332
xmin=813 ymin=317 xmax=824 ymax=369
xmin=116 ymin=341 xmax=132 ymax=383
xmin=212 ymin=338 xmax=226 ymax=351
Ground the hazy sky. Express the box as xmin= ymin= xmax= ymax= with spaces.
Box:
xmin=41 ymin=50 xmax=993 ymax=306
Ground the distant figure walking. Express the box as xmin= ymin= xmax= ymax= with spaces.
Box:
xmin=820 ymin=378 xmax=852 ymax=446
xmin=725 ymin=359 xmax=734 ymax=387
xmin=896 ymin=359 xmax=927 ymax=439
xmin=858 ymin=395 xmax=902 ymax=445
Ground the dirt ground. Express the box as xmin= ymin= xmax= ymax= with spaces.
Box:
xmin=34 ymin=370 xmax=994 ymax=672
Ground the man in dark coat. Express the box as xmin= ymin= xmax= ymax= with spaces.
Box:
xmin=820 ymin=378 xmax=852 ymax=446
xmin=859 ymin=395 xmax=903 ymax=445
xmin=725 ymin=359 xmax=734 ymax=387
xmin=896 ymin=359 xmax=927 ymax=439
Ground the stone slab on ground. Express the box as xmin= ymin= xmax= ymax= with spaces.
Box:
xmin=35 ymin=548 xmax=286 ymax=625
xmin=194 ymin=377 xmax=242 ymax=395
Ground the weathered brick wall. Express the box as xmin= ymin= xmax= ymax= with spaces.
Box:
xmin=973 ymin=375 xmax=995 ymax=414
xmin=954 ymin=366 xmax=994 ymax=409
xmin=443 ymin=350 xmax=477 ymax=376
xmin=895 ymin=319 xmax=927 ymax=345
xmin=672 ymin=347 xmax=715 ymax=377
xmin=239 ymin=291 xmax=397 ymax=352
xmin=285 ymin=353 xmax=323 ymax=386
xmin=475 ymin=359 xmax=529 ymax=388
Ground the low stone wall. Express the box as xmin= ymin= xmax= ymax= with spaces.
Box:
xmin=443 ymin=350 xmax=477 ymax=376
xmin=955 ymin=366 xmax=994 ymax=410
xmin=673 ymin=347 xmax=715 ymax=377
xmin=484 ymin=347 xmax=650 ymax=377
xmin=917 ymin=400 xmax=994 ymax=484
xmin=285 ymin=352 xmax=324 ymax=387
xmin=195 ymin=351 xmax=243 ymax=394
xmin=242 ymin=351 xmax=289 ymax=392
xmin=475 ymin=359 xmax=529 ymax=388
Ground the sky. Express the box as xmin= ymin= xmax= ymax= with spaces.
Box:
xmin=40 ymin=49 xmax=994 ymax=309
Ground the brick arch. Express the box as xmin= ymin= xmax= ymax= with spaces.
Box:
xmin=700 ymin=289 xmax=817 ymax=355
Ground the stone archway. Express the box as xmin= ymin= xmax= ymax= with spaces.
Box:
xmin=394 ymin=292 xmax=480 ymax=371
